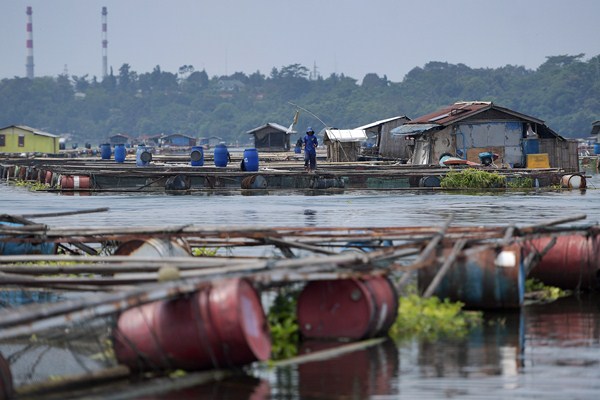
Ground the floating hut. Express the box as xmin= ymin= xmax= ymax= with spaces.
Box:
xmin=246 ymin=123 xmax=293 ymax=152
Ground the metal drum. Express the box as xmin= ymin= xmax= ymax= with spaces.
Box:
xmin=113 ymin=278 xmax=271 ymax=371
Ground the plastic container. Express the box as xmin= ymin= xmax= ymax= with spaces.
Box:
xmin=242 ymin=148 xmax=259 ymax=171
xmin=114 ymin=144 xmax=126 ymax=163
xmin=100 ymin=143 xmax=111 ymax=160
xmin=113 ymin=278 xmax=271 ymax=371
xmin=136 ymin=145 xmax=152 ymax=167
xmin=594 ymin=143 xmax=600 ymax=155
xmin=214 ymin=143 xmax=229 ymax=167
xmin=190 ymin=146 xmax=204 ymax=167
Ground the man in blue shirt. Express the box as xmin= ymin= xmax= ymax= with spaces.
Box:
xmin=303 ymin=127 xmax=318 ymax=172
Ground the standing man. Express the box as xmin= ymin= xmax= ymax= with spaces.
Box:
xmin=303 ymin=127 xmax=318 ymax=172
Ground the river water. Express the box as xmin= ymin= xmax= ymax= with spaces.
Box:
xmin=1 ymin=171 xmax=600 ymax=399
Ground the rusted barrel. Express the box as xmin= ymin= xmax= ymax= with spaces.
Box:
xmin=418 ymin=244 xmax=524 ymax=309
xmin=560 ymin=174 xmax=586 ymax=189
xmin=297 ymin=276 xmax=398 ymax=340
xmin=60 ymin=175 xmax=91 ymax=189
xmin=522 ymin=234 xmax=600 ymax=290
xmin=113 ymin=278 xmax=271 ymax=371
xmin=114 ymin=238 xmax=191 ymax=257
xmin=44 ymin=170 xmax=53 ymax=185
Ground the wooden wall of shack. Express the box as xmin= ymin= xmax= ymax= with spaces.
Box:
xmin=327 ymin=142 xmax=362 ymax=162
xmin=540 ymin=138 xmax=579 ymax=172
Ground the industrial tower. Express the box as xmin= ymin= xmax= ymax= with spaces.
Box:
xmin=102 ymin=7 xmax=108 ymax=77
xmin=26 ymin=6 xmax=34 ymax=79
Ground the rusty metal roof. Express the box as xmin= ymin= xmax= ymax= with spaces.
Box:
xmin=407 ymin=101 xmax=544 ymax=126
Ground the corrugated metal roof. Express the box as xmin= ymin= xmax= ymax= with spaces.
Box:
xmin=407 ymin=101 xmax=545 ymax=127
xmin=11 ymin=125 xmax=58 ymax=138
xmin=246 ymin=122 xmax=295 ymax=135
xmin=324 ymin=129 xmax=367 ymax=142
xmin=355 ymin=115 xmax=410 ymax=130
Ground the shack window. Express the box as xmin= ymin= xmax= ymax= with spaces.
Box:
xmin=0 ymin=135 xmax=5 ymax=147
xmin=18 ymin=135 xmax=25 ymax=147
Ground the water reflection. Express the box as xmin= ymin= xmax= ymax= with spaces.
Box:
xmin=297 ymin=339 xmax=399 ymax=398
xmin=140 ymin=375 xmax=270 ymax=400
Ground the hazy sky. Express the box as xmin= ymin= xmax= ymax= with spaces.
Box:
xmin=2 ymin=0 xmax=599 ymax=82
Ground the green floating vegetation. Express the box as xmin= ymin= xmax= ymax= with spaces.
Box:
xmin=388 ymin=294 xmax=483 ymax=341
xmin=267 ymin=288 xmax=300 ymax=361
xmin=525 ymin=278 xmax=571 ymax=303
xmin=441 ymin=168 xmax=535 ymax=189
xmin=441 ymin=168 xmax=506 ymax=189
xmin=14 ymin=179 xmax=51 ymax=191
xmin=191 ymin=247 xmax=219 ymax=256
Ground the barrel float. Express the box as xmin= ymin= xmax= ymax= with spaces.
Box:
xmin=113 ymin=278 xmax=271 ymax=371
xmin=419 ymin=175 xmax=441 ymax=187
xmin=100 ymin=143 xmax=111 ymax=160
xmin=0 ymin=220 xmax=56 ymax=255
xmin=594 ymin=143 xmax=600 ymax=155
xmin=523 ymin=234 xmax=600 ymax=290
xmin=241 ymin=175 xmax=267 ymax=189
xmin=297 ymin=276 xmax=398 ymax=340
xmin=214 ymin=143 xmax=229 ymax=167
xmin=190 ymin=146 xmax=204 ymax=166
xmin=114 ymin=143 xmax=126 ymax=163
xmin=114 ymin=238 xmax=191 ymax=257
xmin=560 ymin=174 xmax=586 ymax=189
xmin=136 ymin=145 xmax=152 ymax=166
xmin=60 ymin=175 xmax=91 ymax=190
xmin=44 ymin=170 xmax=53 ymax=185
xmin=418 ymin=244 xmax=524 ymax=309
xmin=242 ymin=148 xmax=259 ymax=172
xmin=0 ymin=353 xmax=13 ymax=400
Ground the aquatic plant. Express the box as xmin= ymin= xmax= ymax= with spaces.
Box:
xmin=440 ymin=168 xmax=506 ymax=189
xmin=525 ymin=278 xmax=570 ymax=303
xmin=388 ymin=294 xmax=483 ymax=341
xmin=267 ymin=288 xmax=300 ymax=360
xmin=13 ymin=179 xmax=50 ymax=191
xmin=507 ymin=176 xmax=534 ymax=188
xmin=191 ymin=247 xmax=219 ymax=256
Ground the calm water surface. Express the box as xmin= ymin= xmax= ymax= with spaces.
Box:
xmin=1 ymin=174 xmax=600 ymax=399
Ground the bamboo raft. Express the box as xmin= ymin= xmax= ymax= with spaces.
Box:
xmin=0 ymin=208 xmax=598 ymax=399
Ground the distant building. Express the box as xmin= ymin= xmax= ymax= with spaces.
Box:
xmin=160 ymin=133 xmax=197 ymax=147
xmin=0 ymin=125 xmax=59 ymax=154
xmin=217 ymin=79 xmax=245 ymax=92
xmin=392 ymin=101 xmax=578 ymax=171
xmin=246 ymin=123 xmax=293 ymax=152
xmin=198 ymin=136 xmax=224 ymax=148
xmin=108 ymin=134 xmax=130 ymax=146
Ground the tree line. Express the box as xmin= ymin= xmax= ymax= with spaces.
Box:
xmin=0 ymin=53 xmax=598 ymax=145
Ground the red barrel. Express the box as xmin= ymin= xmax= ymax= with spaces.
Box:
xmin=113 ymin=278 xmax=271 ymax=371
xmin=60 ymin=175 xmax=91 ymax=189
xmin=297 ymin=276 xmax=398 ymax=340
xmin=44 ymin=170 xmax=53 ymax=185
xmin=523 ymin=234 xmax=600 ymax=290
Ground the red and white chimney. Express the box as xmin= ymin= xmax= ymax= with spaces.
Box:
xmin=102 ymin=6 xmax=108 ymax=77
xmin=26 ymin=6 xmax=34 ymax=79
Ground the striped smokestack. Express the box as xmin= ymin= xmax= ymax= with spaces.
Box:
xmin=102 ymin=6 xmax=108 ymax=77
xmin=26 ymin=6 xmax=34 ymax=79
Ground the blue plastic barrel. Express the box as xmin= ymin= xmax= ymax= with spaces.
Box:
xmin=190 ymin=146 xmax=204 ymax=166
xmin=114 ymin=144 xmax=126 ymax=163
xmin=242 ymin=148 xmax=259 ymax=172
xmin=214 ymin=143 xmax=229 ymax=167
xmin=136 ymin=145 xmax=152 ymax=167
xmin=100 ymin=143 xmax=111 ymax=160
xmin=524 ymin=138 xmax=540 ymax=155
xmin=594 ymin=143 xmax=600 ymax=155
xmin=0 ymin=221 xmax=56 ymax=255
